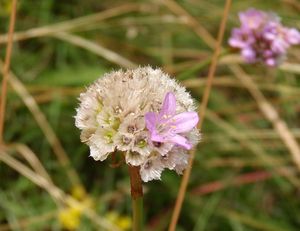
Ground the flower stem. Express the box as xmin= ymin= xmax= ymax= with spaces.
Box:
xmin=128 ymin=165 xmax=143 ymax=231
xmin=0 ymin=0 xmax=17 ymax=144
xmin=132 ymin=196 xmax=143 ymax=231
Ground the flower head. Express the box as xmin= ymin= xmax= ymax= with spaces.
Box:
xmin=229 ymin=8 xmax=300 ymax=66
xmin=75 ymin=67 xmax=200 ymax=182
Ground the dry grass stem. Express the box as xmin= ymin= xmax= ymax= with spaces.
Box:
xmin=168 ymin=1 xmax=231 ymax=230
xmin=207 ymin=129 xmax=300 ymax=140
xmin=169 ymin=53 xmax=300 ymax=75
xmin=53 ymin=32 xmax=137 ymax=68
xmin=0 ymin=211 xmax=56 ymax=231
xmin=0 ymin=150 xmax=63 ymax=205
xmin=0 ymin=60 xmax=81 ymax=187
xmin=205 ymin=109 xmax=300 ymax=187
xmin=0 ymin=3 xmax=144 ymax=44
xmin=161 ymin=0 xmax=216 ymax=49
xmin=205 ymin=156 xmax=289 ymax=168
xmin=279 ymin=62 xmax=300 ymax=75
xmin=218 ymin=208 xmax=287 ymax=231
xmin=219 ymin=54 xmax=300 ymax=75
xmin=183 ymin=76 xmax=300 ymax=94
xmin=282 ymin=0 xmax=300 ymax=11
xmin=0 ymin=0 xmax=17 ymax=143
xmin=11 ymin=143 xmax=52 ymax=181
xmin=191 ymin=167 xmax=297 ymax=196
xmin=0 ymin=150 xmax=122 ymax=231
xmin=230 ymin=64 xmax=300 ymax=172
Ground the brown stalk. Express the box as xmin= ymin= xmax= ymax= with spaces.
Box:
xmin=0 ymin=0 xmax=17 ymax=144
xmin=128 ymin=165 xmax=143 ymax=231
xmin=128 ymin=165 xmax=143 ymax=199
xmin=168 ymin=1 xmax=231 ymax=230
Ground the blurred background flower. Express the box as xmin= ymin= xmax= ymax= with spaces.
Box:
xmin=229 ymin=8 xmax=300 ymax=66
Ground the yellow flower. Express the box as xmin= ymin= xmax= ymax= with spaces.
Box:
xmin=58 ymin=185 xmax=94 ymax=230
xmin=116 ymin=216 xmax=132 ymax=230
xmin=106 ymin=211 xmax=132 ymax=231
xmin=0 ymin=0 xmax=12 ymax=16
xmin=106 ymin=211 xmax=119 ymax=222
xmin=71 ymin=185 xmax=86 ymax=201
xmin=58 ymin=206 xmax=81 ymax=231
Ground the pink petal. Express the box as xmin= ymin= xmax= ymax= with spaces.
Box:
xmin=242 ymin=48 xmax=256 ymax=62
xmin=160 ymin=92 xmax=176 ymax=117
xmin=167 ymin=134 xmax=192 ymax=149
xmin=172 ymin=112 xmax=199 ymax=133
xmin=265 ymin=58 xmax=276 ymax=66
xmin=145 ymin=112 xmax=157 ymax=132
xmin=286 ymin=28 xmax=300 ymax=44
xmin=150 ymin=131 xmax=165 ymax=142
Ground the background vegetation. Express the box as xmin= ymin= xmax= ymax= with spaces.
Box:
xmin=1 ymin=0 xmax=300 ymax=230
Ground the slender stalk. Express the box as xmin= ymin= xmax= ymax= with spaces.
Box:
xmin=0 ymin=0 xmax=17 ymax=144
xmin=128 ymin=165 xmax=143 ymax=231
xmin=168 ymin=0 xmax=232 ymax=230
xmin=132 ymin=197 xmax=143 ymax=231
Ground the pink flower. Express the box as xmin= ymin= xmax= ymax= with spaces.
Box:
xmin=228 ymin=28 xmax=255 ymax=49
xmin=145 ymin=92 xmax=199 ymax=150
xmin=229 ymin=8 xmax=300 ymax=66
xmin=286 ymin=28 xmax=300 ymax=44
xmin=239 ymin=8 xmax=267 ymax=30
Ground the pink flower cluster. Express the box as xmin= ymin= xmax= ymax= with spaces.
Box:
xmin=229 ymin=8 xmax=300 ymax=66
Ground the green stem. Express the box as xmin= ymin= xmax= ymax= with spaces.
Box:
xmin=132 ymin=196 xmax=143 ymax=231
xmin=128 ymin=165 xmax=144 ymax=231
